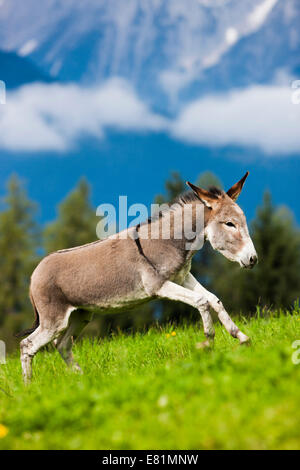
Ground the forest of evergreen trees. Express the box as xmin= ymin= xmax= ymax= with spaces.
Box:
xmin=0 ymin=172 xmax=299 ymax=351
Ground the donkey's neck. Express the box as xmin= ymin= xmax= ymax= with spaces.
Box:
xmin=138 ymin=199 xmax=209 ymax=260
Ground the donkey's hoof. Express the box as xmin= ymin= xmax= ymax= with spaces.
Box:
xmin=195 ymin=340 xmax=213 ymax=350
xmin=239 ymin=336 xmax=251 ymax=346
xmin=72 ymin=363 xmax=83 ymax=374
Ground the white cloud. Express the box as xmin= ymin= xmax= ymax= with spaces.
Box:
xmin=0 ymin=79 xmax=299 ymax=156
xmin=0 ymin=78 xmax=167 ymax=152
xmin=171 ymin=84 xmax=300 ymax=155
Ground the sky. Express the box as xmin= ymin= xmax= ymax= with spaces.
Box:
xmin=0 ymin=0 xmax=299 ymax=225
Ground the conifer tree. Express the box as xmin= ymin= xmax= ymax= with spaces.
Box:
xmin=246 ymin=192 xmax=300 ymax=309
xmin=0 ymin=175 xmax=39 ymax=321
xmin=155 ymin=171 xmax=186 ymax=205
xmin=44 ymin=179 xmax=98 ymax=253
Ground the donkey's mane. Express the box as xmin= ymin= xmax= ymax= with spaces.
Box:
xmin=143 ymin=191 xmax=199 ymax=225
xmin=177 ymin=191 xmax=200 ymax=206
xmin=50 ymin=239 xmax=104 ymax=255
xmin=208 ymin=186 xmax=223 ymax=197
xmin=145 ymin=186 xmax=224 ymax=225
xmin=178 ymin=186 xmax=223 ymax=205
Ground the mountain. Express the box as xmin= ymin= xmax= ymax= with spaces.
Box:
xmin=199 ymin=0 xmax=300 ymax=94
xmin=0 ymin=0 xmax=299 ymax=107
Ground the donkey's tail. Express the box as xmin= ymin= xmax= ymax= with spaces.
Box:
xmin=15 ymin=290 xmax=40 ymax=338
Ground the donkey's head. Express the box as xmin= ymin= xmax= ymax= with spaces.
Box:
xmin=187 ymin=172 xmax=258 ymax=269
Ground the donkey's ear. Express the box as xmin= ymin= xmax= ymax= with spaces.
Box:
xmin=186 ymin=181 xmax=220 ymax=208
xmin=226 ymin=171 xmax=249 ymax=202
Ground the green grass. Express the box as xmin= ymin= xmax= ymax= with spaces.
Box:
xmin=1 ymin=311 xmax=300 ymax=450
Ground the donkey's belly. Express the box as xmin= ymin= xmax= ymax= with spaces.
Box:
xmin=81 ymin=291 xmax=152 ymax=315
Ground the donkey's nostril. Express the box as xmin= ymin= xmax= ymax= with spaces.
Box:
xmin=250 ymin=255 xmax=258 ymax=266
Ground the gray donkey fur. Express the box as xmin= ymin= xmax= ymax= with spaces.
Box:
xmin=18 ymin=172 xmax=257 ymax=382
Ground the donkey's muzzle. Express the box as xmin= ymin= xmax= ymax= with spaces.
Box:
xmin=240 ymin=253 xmax=258 ymax=269
xmin=249 ymin=255 xmax=258 ymax=268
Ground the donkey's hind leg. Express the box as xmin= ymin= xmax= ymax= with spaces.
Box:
xmin=20 ymin=305 xmax=75 ymax=384
xmin=55 ymin=309 xmax=93 ymax=373
xmin=20 ymin=326 xmax=58 ymax=384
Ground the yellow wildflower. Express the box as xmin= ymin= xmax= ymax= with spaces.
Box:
xmin=0 ymin=424 xmax=8 ymax=439
xmin=171 ymin=331 xmax=176 ymax=336
xmin=166 ymin=333 xmax=170 ymax=338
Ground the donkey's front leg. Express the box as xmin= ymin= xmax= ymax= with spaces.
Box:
xmin=182 ymin=275 xmax=215 ymax=345
xmin=156 ymin=280 xmax=215 ymax=345
xmin=184 ymin=273 xmax=250 ymax=345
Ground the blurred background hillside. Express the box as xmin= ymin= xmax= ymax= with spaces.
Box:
xmin=0 ymin=0 xmax=299 ymax=350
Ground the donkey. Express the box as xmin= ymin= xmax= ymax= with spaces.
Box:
xmin=18 ymin=172 xmax=257 ymax=383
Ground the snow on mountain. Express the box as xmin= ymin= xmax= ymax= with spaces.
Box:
xmin=0 ymin=0 xmax=298 ymax=108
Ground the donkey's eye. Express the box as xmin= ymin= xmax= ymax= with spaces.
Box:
xmin=225 ymin=222 xmax=236 ymax=228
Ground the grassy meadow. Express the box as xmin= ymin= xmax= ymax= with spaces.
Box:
xmin=0 ymin=310 xmax=300 ymax=450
